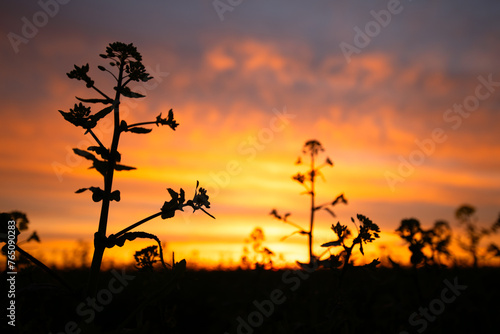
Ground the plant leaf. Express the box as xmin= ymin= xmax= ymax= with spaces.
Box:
xmin=77 ymin=186 xmax=105 ymax=202
xmin=73 ymin=148 xmax=97 ymax=161
xmin=26 ymin=231 xmax=40 ymax=243
xmin=91 ymin=161 xmax=108 ymax=177
xmin=115 ymin=164 xmax=136 ymax=171
xmin=332 ymin=194 xmax=348 ymax=206
xmin=321 ymin=240 xmax=342 ymax=247
xmin=76 ymin=97 xmax=113 ymax=104
xmin=118 ymin=86 xmax=145 ymax=98
xmin=167 ymin=188 xmax=179 ymax=200
xmin=110 ymin=190 xmax=121 ymax=202
xmin=87 ymin=146 xmax=110 ymax=160
xmin=126 ymin=127 xmax=152 ymax=134
xmin=270 ymin=209 xmax=282 ymax=220
xmin=90 ymin=105 xmax=115 ymax=123
xmin=323 ymin=207 xmax=336 ymax=218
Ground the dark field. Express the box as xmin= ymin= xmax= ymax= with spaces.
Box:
xmin=2 ymin=265 xmax=499 ymax=334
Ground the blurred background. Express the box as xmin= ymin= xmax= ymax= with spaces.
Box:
xmin=1 ymin=0 xmax=499 ymax=269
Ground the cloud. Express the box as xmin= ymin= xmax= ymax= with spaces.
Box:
xmin=1 ymin=0 xmax=500 ymax=267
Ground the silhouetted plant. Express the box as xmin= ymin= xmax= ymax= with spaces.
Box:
xmin=134 ymin=245 xmax=159 ymax=271
xmin=487 ymin=242 xmax=500 ymax=258
xmin=241 ymin=227 xmax=275 ymax=270
xmin=0 ymin=211 xmax=71 ymax=290
xmin=396 ymin=218 xmax=425 ymax=266
xmin=395 ymin=218 xmax=452 ymax=267
xmin=270 ymin=139 xmax=347 ymax=265
xmin=455 ymin=204 xmax=500 ymax=268
xmin=395 ymin=217 xmax=453 ymax=303
xmin=0 ymin=211 xmax=39 ymax=266
xmin=321 ymin=214 xmax=380 ymax=276
xmin=427 ymin=220 xmax=452 ymax=265
xmin=58 ymin=42 xmax=214 ymax=294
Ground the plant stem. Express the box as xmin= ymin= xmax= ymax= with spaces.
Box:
xmin=92 ymin=86 xmax=112 ymax=100
xmin=338 ymin=245 xmax=353 ymax=289
xmin=16 ymin=245 xmax=72 ymax=291
xmin=87 ymin=62 xmax=124 ymax=295
xmin=282 ymin=219 xmax=306 ymax=232
xmin=308 ymin=149 xmax=316 ymax=265
xmin=122 ymin=77 xmax=133 ymax=87
xmin=87 ymin=129 xmax=106 ymax=150
xmin=113 ymin=212 xmax=162 ymax=238
xmin=126 ymin=121 xmax=157 ymax=128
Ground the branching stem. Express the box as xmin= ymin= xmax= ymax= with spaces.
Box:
xmin=87 ymin=129 xmax=106 ymax=150
xmin=91 ymin=85 xmax=112 ymax=100
xmin=113 ymin=212 xmax=162 ymax=239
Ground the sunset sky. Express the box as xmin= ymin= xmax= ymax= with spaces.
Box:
xmin=1 ymin=0 xmax=500 ymax=269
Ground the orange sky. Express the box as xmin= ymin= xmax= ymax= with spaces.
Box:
xmin=1 ymin=1 xmax=500 ymax=269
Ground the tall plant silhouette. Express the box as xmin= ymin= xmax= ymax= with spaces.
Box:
xmin=59 ymin=42 xmax=213 ymax=294
xmin=271 ymin=139 xmax=347 ymax=265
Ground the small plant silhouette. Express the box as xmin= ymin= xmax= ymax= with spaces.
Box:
xmin=241 ymin=227 xmax=275 ymax=270
xmin=0 ymin=211 xmax=39 ymax=266
xmin=270 ymin=139 xmax=347 ymax=265
xmin=134 ymin=245 xmax=160 ymax=271
xmin=395 ymin=218 xmax=452 ymax=267
xmin=455 ymin=204 xmax=500 ymax=268
xmin=1 ymin=211 xmax=72 ymax=289
xmin=58 ymin=42 xmax=214 ymax=294
xmin=321 ymin=214 xmax=381 ymax=276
